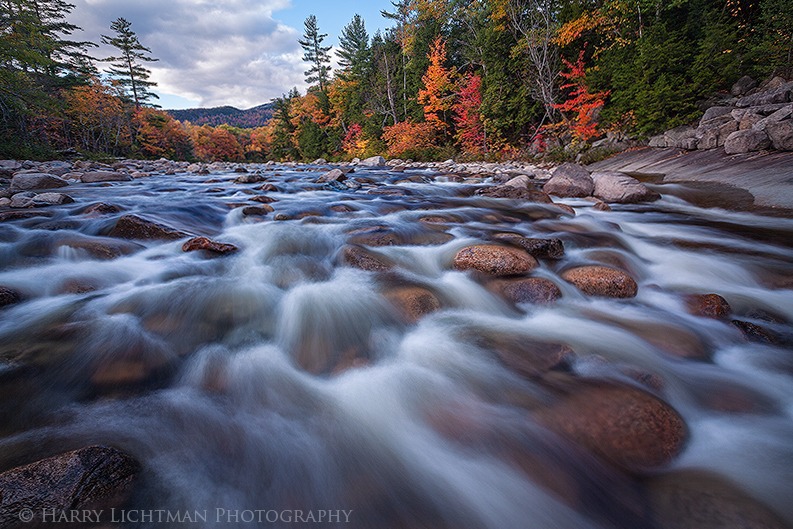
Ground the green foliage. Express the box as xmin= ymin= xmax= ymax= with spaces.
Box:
xmin=299 ymin=15 xmax=332 ymax=92
xmin=102 ymin=17 xmax=159 ymax=108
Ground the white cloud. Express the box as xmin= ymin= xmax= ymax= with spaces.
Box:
xmin=69 ymin=0 xmax=310 ymax=108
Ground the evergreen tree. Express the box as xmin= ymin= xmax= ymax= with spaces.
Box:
xmin=298 ymin=15 xmax=332 ymax=92
xmin=337 ymin=14 xmax=370 ymax=77
xmin=102 ymin=17 xmax=159 ymax=108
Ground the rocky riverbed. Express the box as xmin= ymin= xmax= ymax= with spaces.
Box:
xmin=0 ymin=155 xmax=792 ymax=529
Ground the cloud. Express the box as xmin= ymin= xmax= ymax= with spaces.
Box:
xmin=69 ymin=0 xmax=310 ymax=108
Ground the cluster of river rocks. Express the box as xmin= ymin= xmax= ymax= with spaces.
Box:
xmin=0 ymin=155 xmax=788 ymax=529
xmin=649 ymin=75 xmax=793 ymax=154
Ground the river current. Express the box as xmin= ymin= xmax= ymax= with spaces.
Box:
xmin=0 ymin=164 xmax=791 ymax=529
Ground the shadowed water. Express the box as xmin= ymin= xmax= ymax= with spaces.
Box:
xmin=1 ymin=165 xmax=792 ymax=529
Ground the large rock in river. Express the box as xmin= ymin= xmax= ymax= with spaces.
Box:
xmin=10 ymin=173 xmax=69 ymax=191
xmin=80 ymin=171 xmax=132 ymax=183
xmin=543 ymin=163 xmax=594 ymax=198
xmin=0 ymin=446 xmax=139 ymax=528
xmin=535 ymin=381 xmax=687 ymax=472
xmin=561 ymin=265 xmax=638 ymax=298
xmin=592 ymin=171 xmax=660 ymax=203
xmin=108 ymin=215 xmax=186 ymax=240
xmin=454 ymin=245 xmax=537 ymax=276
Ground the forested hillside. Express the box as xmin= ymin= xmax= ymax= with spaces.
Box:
xmin=1 ymin=0 xmax=790 ymax=162
xmin=167 ymin=104 xmax=275 ymax=129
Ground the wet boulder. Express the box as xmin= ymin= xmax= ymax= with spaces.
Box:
xmin=494 ymin=277 xmax=562 ymax=304
xmin=0 ymin=286 xmax=22 ymax=308
xmin=384 ymin=286 xmax=441 ymax=323
xmin=477 ymin=184 xmax=553 ymax=203
xmin=10 ymin=173 xmax=69 ymax=191
xmin=182 ymin=237 xmax=239 ymax=255
xmin=359 ymin=155 xmax=386 ymax=167
xmin=80 ymin=170 xmax=132 ymax=183
xmin=493 ymin=233 xmax=565 ymax=259
xmin=543 ymin=163 xmax=594 ymax=198
xmin=234 ymin=173 xmax=265 ymax=184
xmin=592 ymin=171 xmax=660 ymax=203
xmin=316 ymin=168 xmax=347 ymax=183
xmin=454 ymin=245 xmax=538 ymax=276
xmin=0 ymin=446 xmax=139 ymax=528
xmin=31 ymin=192 xmax=74 ymax=206
xmin=108 ymin=215 xmax=186 ymax=241
xmin=648 ymin=470 xmax=790 ymax=529
xmin=685 ymin=294 xmax=732 ymax=319
xmin=535 ymin=381 xmax=687 ymax=472
xmin=561 ymin=265 xmax=638 ymax=298
xmin=341 ymin=245 xmax=394 ymax=272
xmin=82 ymin=202 xmax=122 ymax=216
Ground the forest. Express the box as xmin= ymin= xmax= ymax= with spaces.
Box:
xmin=1 ymin=0 xmax=791 ymax=162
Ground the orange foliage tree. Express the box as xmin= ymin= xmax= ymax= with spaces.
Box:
xmin=189 ymin=124 xmax=244 ymax=162
xmin=417 ymin=36 xmax=457 ymax=134
xmin=382 ymin=120 xmax=437 ymax=159
xmin=134 ymin=108 xmax=192 ymax=159
xmin=61 ymin=78 xmax=131 ymax=154
xmin=553 ymin=48 xmax=609 ymax=143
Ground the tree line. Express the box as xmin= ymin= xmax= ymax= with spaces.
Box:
xmin=2 ymin=0 xmax=791 ymax=162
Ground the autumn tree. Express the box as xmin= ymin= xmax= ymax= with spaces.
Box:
xmin=134 ymin=108 xmax=192 ymax=159
xmin=61 ymin=77 xmax=130 ymax=154
xmin=102 ymin=17 xmax=159 ymax=108
xmin=299 ymin=15 xmax=332 ymax=92
xmin=453 ymin=73 xmax=486 ymax=156
xmin=552 ymin=48 xmax=609 ymax=143
xmin=417 ymin=36 xmax=456 ymax=134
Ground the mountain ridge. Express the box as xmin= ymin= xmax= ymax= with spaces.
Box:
xmin=167 ymin=103 xmax=275 ymax=128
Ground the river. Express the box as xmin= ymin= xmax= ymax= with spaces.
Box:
xmin=1 ymin=164 xmax=791 ymax=528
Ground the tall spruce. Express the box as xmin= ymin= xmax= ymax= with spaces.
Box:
xmin=337 ymin=14 xmax=370 ymax=77
xmin=298 ymin=15 xmax=332 ymax=92
xmin=101 ymin=17 xmax=158 ymax=108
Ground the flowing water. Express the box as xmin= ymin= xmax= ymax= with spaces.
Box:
xmin=1 ymin=165 xmax=792 ymax=529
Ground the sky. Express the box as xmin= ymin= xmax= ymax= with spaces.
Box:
xmin=68 ymin=0 xmax=396 ymax=110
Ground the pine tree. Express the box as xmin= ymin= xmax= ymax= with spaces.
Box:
xmin=337 ymin=14 xmax=370 ymax=77
xmin=298 ymin=15 xmax=332 ymax=92
xmin=101 ymin=17 xmax=159 ymax=108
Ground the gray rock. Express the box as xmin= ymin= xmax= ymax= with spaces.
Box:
xmin=316 ymin=168 xmax=347 ymax=183
xmin=731 ymin=75 xmax=757 ymax=96
xmin=10 ymin=173 xmax=69 ymax=191
xmin=544 ymin=163 xmax=594 ymax=197
xmin=359 ymin=156 xmax=386 ymax=167
xmin=700 ymin=106 xmax=733 ymax=125
xmin=723 ymin=130 xmax=771 ymax=154
xmin=753 ymin=105 xmax=793 ymax=131
xmin=503 ymin=175 xmax=532 ymax=188
xmin=33 ymin=192 xmax=74 ymax=205
xmin=765 ymin=120 xmax=793 ymax=151
xmin=664 ymin=126 xmax=698 ymax=149
xmin=81 ymin=171 xmax=132 ymax=183
xmin=697 ymin=119 xmax=739 ymax=150
xmin=234 ymin=173 xmax=265 ymax=184
xmin=10 ymin=192 xmax=35 ymax=208
xmin=738 ymin=112 xmax=763 ymax=130
xmin=592 ymin=171 xmax=660 ymax=203
xmin=648 ymin=135 xmax=667 ymax=148
xmin=0 ymin=197 xmax=10 ymax=207
xmin=736 ymin=81 xmax=793 ymax=108
xmin=0 ymin=160 xmax=22 ymax=171
xmin=313 ymin=158 xmax=327 ymax=165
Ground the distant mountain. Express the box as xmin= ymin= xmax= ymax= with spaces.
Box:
xmin=167 ymin=103 xmax=275 ymax=129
